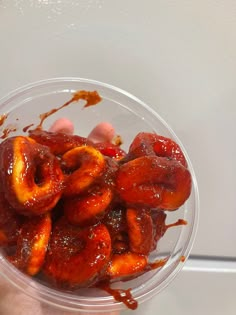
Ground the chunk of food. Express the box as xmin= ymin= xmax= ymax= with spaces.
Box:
xmin=9 ymin=213 xmax=51 ymax=276
xmin=43 ymin=221 xmax=111 ymax=288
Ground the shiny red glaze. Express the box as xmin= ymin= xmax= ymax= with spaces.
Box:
xmin=29 ymin=129 xmax=92 ymax=155
xmin=103 ymin=206 xmax=127 ymax=236
xmin=97 ymin=281 xmax=138 ymax=310
xmin=0 ymin=192 xmax=22 ymax=246
xmin=61 ymin=146 xmax=105 ymax=197
xmin=64 ymin=185 xmax=113 ymax=226
xmin=105 ymin=252 xmax=148 ymax=280
xmin=0 ymin=136 xmax=64 ymax=215
xmin=116 ymin=155 xmax=192 ymax=210
xmin=126 ymin=208 xmax=153 ymax=255
xmin=43 ymin=220 xmax=111 ymax=288
xmin=99 ymin=157 xmax=119 ymax=189
xmin=151 ymin=211 xmax=167 ymax=250
xmin=10 ymin=213 xmax=52 ymax=276
xmin=94 ymin=142 xmax=127 ymax=160
xmin=129 ymin=132 xmax=187 ymax=167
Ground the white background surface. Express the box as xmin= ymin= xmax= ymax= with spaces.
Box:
xmin=0 ymin=1 xmax=236 ymax=314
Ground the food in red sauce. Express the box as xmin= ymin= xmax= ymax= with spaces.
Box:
xmin=9 ymin=213 xmax=52 ymax=276
xmin=0 ymin=136 xmax=64 ymax=216
xmin=0 ymin=90 xmax=192 ymax=310
xmin=116 ymin=155 xmax=191 ymax=210
xmin=43 ymin=220 xmax=111 ymax=288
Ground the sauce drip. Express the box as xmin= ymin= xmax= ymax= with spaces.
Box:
xmin=97 ymin=281 xmax=138 ymax=310
xmin=97 ymin=257 xmax=169 ymax=310
xmin=113 ymin=134 xmax=123 ymax=146
xmin=23 ymin=124 xmax=35 ymax=133
xmin=37 ymin=90 xmax=102 ymax=129
xmin=0 ymin=126 xmax=17 ymax=139
xmin=165 ymin=219 xmax=187 ymax=232
xmin=180 ymin=255 xmax=186 ymax=262
xmin=146 ymin=257 xmax=168 ymax=271
xmin=0 ymin=114 xmax=8 ymax=126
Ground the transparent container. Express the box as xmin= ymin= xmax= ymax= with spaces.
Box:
xmin=0 ymin=78 xmax=199 ymax=313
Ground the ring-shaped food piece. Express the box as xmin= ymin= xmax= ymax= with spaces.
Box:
xmin=64 ymin=186 xmax=113 ymax=226
xmin=29 ymin=129 xmax=91 ymax=155
xmin=9 ymin=213 xmax=52 ymax=276
xmin=126 ymin=208 xmax=153 ymax=255
xmin=62 ymin=146 xmax=105 ymax=197
xmin=129 ymin=132 xmax=187 ymax=167
xmin=105 ymin=252 xmax=148 ymax=280
xmin=43 ymin=221 xmax=111 ymax=288
xmin=0 ymin=136 xmax=64 ymax=215
xmin=116 ymin=156 xmax=192 ymax=210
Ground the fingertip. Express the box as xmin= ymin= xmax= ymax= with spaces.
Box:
xmin=49 ymin=118 xmax=74 ymax=134
xmin=88 ymin=122 xmax=115 ymax=143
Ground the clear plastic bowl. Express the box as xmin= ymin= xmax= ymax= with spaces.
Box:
xmin=0 ymin=78 xmax=199 ymax=313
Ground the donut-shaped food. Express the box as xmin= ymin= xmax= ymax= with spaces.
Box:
xmin=126 ymin=208 xmax=153 ymax=255
xmin=129 ymin=132 xmax=187 ymax=167
xmin=29 ymin=129 xmax=91 ymax=155
xmin=64 ymin=185 xmax=113 ymax=226
xmin=43 ymin=221 xmax=111 ymax=288
xmin=9 ymin=213 xmax=52 ymax=276
xmin=116 ymin=156 xmax=192 ymax=210
xmin=105 ymin=252 xmax=148 ymax=280
xmin=0 ymin=136 xmax=64 ymax=215
xmin=62 ymin=146 xmax=106 ymax=197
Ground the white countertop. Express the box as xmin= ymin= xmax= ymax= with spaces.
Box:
xmin=0 ymin=1 xmax=236 ymax=314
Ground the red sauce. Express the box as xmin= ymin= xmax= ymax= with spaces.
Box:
xmin=23 ymin=123 xmax=34 ymax=133
xmin=0 ymin=114 xmax=8 ymax=126
xmin=146 ymin=257 xmax=168 ymax=271
xmin=37 ymin=90 xmax=102 ymax=129
xmin=0 ymin=126 xmax=17 ymax=139
xmin=165 ymin=219 xmax=187 ymax=232
xmin=97 ymin=281 xmax=138 ymax=310
xmin=180 ymin=255 xmax=186 ymax=262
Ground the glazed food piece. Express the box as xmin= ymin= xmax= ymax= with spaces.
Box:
xmin=126 ymin=208 xmax=153 ymax=255
xmin=0 ymin=91 xmax=192 ymax=310
xmin=64 ymin=185 xmax=113 ymax=226
xmin=105 ymin=252 xmax=148 ymax=280
xmin=0 ymin=192 xmax=22 ymax=246
xmin=0 ymin=136 xmax=64 ymax=215
xmin=116 ymin=155 xmax=191 ymax=210
xmin=9 ymin=214 xmax=52 ymax=276
xmin=61 ymin=146 xmax=106 ymax=196
xmin=29 ymin=129 xmax=91 ymax=155
xmin=43 ymin=219 xmax=111 ymax=288
xmin=128 ymin=132 xmax=188 ymax=167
